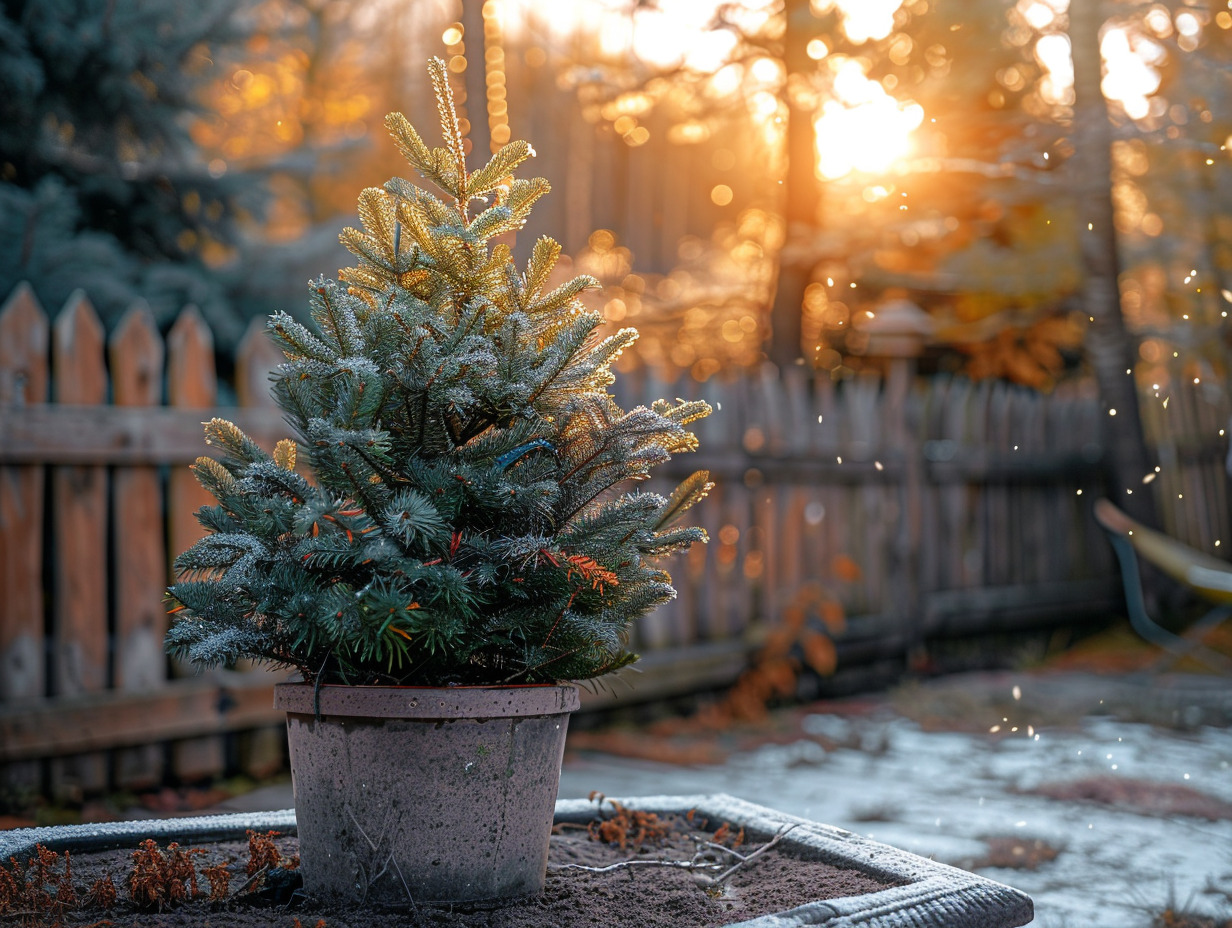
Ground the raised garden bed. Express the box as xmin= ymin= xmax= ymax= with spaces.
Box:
xmin=0 ymin=794 xmax=1032 ymax=927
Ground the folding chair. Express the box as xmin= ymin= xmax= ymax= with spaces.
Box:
xmin=1093 ymin=498 xmax=1232 ymax=672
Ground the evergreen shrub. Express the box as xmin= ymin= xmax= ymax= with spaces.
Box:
xmin=166 ymin=59 xmax=711 ymax=687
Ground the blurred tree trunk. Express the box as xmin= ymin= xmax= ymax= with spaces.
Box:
xmin=768 ymin=0 xmax=821 ymax=370
xmin=1069 ymin=0 xmax=1158 ymax=527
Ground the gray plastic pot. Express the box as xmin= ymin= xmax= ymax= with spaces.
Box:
xmin=273 ymin=682 xmax=579 ymax=906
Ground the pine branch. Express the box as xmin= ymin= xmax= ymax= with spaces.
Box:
xmin=655 ymin=470 xmax=714 ymax=531
xmin=523 ymin=236 xmax=561 ymax=303
xmin=427 ymin=56 xmax=469 ymax=214
xmin=202 ymin=418 xmax=268 ymax=468
xmin=268 ymin=310 xmax=337 ymax=364
xmin=191 ymin=455 xmax=236 ymax=500
xmin=468 ymin=139 xmax=535 ymax=197
xmin=526 ymin=274 xmax=599 ymax=315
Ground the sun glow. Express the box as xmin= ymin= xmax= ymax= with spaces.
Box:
xmin=1030 ymin=17 xmax=1166 ymax=121
xmin=814 ymin=60 xmax=923 ymax=179
xmin=1100 ymin=26 xmax=1164 ymax=120
xmin=811 ymin=0 xmax=905 ymax=44
xmin=501 ymin=0 xmax=767 ymax=71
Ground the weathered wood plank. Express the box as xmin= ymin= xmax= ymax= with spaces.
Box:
xmin=0 ymin=673 xmax=285 ymax=762
xmin=923 ymin=578 xmax=1123 ymax=636
xmin=165 ymin=306 xmax=225 ymax=782
xmin=235 ymin=316 xmax=283 ymax=409
xmin=576 ymin=639 xmax=753 ymax=711
xmin=986 ymin=381 xmax=1011 ymax=585
xmin=884 ymin=357 xmax=920 ymax=643
xmin=109 ymin=305 xmax=168 ymax=789
xmin=0 ymin=404 xmax=290 ymax=464
xmin=51 ymin=293 xmax=109 ymax=698
xmin=167 ymin=306 xmax=219 ymax=568
xmin=0 ymin=284 xmax=49 ymax=703
xmin=50 ymin=291 xmax=110 ymax=796
xmin=0 ymin=283 xmax=49 ymax=794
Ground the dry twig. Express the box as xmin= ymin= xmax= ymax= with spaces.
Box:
xmin=706 ymin=825 xmax=798 ymax=884
xmin=550 ymin=858 xmax=721 ymax=875
xmin=553 ymin=823 xmax=799 ymax=884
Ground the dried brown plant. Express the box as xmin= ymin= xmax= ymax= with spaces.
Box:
xmin=586 ymin=794 xmax=671 ymax=850
xmin=202 ymin=861 xmax=231 ymax=902
xmin=245 ymin=830 xmax=283 ymax=876
xmin=126 ymin=839 xmax=205 ymax=910
xmin=0 ymin=844 xmax=78 ymax=925
xmin=84 ymin=874 xmax=117 ymax=911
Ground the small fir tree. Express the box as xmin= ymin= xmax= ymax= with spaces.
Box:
xmin=166 ymin=59 xmax=712 ymax=687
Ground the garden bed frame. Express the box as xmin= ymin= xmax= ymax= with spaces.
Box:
xmin=0 ymin=793 xmax=1032 ymax=927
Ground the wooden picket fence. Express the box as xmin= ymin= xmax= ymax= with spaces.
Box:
xmin=1 ymin=282 xmax=1228 ymax=799
xmin=622 ymin=362 xmax=1122 ymax=666
xmin=0 ymin=284 xmax=291 ymax=800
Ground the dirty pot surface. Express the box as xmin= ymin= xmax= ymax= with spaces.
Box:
xmin=275 ymin=683 xmax=578 ymax=906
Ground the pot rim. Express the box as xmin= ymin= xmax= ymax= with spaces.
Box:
xmin=274 ymin=680 xmax=580 ymax=719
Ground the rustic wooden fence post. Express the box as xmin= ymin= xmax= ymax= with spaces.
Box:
xmin=0 ymin=284 xmax=49 ymax=794
xmin=109 ymin=304 xmax=168 ymax=789
xmin=165 ymin=306 xmax=224 ymax=782
xmin=232 ymin=317 xmax=288 ymax=778
xmin=49 ymin=292 xmax=110 ymax=799
xmin=235 ymin=316 xmax=283 ymax=410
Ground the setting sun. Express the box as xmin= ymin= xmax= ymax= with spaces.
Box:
xmin=814 ymin=60 xmax=924 ymax=179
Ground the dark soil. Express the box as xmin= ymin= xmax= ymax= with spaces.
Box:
xmin=13 ymin=811 xmax=901 ymax=928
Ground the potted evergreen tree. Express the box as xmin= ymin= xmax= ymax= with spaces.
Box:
xmin=164 ymin=58 xmax=711 ymax=908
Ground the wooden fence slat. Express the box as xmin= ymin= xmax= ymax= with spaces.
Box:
xmin=235 ymin=316 xmax=283 ymax=409
xmin=0 ymin=284 xmax=49 ymax=794
xmin=0 ymin=404 xmax=290 ymax=465
xmin=711 ymin=380 xmax=754 ymax=640
xmin=50 ymin=291 xmax=110 ymax=797
xmin=0 ymin=284 xmax=48 ymax=701
xmin=109 ymin=305 xmax=168 ymax=790
xmin=165 ymin=305 xmax=226 ymax=783
xmin=234 ymin=315 xmax=295 ymax=778
xmin=986 ymin=382 xmax=1011 ymax=586
xmin=0 ymin=672 xmax=282 ymax=762
xmin=884 ymin=356 xmax=920 ymax=645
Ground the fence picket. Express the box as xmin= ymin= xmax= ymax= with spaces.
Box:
xmin=109 ymin=305 xmax=168 ymax=789
xmin=235 ymin=316 xmax=282 ymax=409
xmin=0 ymin=284 xmax=49 ymax=793
xmin=231 ymin=316 xmax=293 ymax=776
xmin=165 ymin=306 xmax=225 ymax=782
xmin=50 ymin=292 xmax=110 ymax=796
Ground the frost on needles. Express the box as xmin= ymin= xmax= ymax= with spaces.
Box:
xmin=166 ymin=58 xmax=712 ymax=687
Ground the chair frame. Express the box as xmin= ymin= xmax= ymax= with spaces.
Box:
xmin=1095 ymin=499 xmax=1232 ymax=672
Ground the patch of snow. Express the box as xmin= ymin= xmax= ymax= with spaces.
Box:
xmin=561 ymin=716 xmax=1232 ymax=927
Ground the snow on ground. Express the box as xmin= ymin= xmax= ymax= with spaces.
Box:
xmin=560 ymin=713 xmax=1232 ymax=927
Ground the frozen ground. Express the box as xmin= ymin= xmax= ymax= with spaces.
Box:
xmin=199 ymin=670 xmax=1232 ymax=927
xmin=560 ymin=680 xmax=1232 ymax=928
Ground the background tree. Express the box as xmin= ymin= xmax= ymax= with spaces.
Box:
xmin=0 ymin=0 xmax=267 ymax=347
xmin=476 ymin=0 xmax=1228 ymax=398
